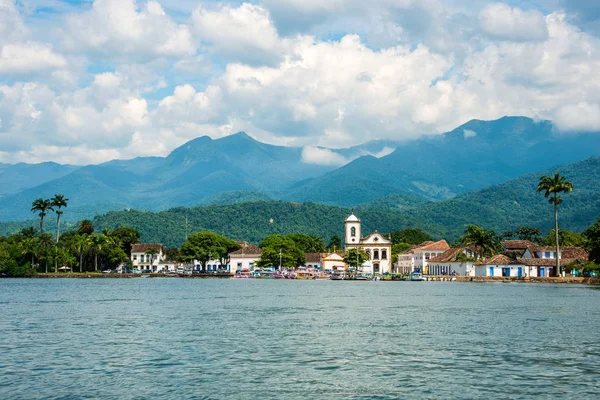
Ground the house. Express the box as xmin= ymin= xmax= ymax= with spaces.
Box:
xmin=427 ymin=247 xmax=478 ymax=276
xmin=131 ymin=244 xmax=165 ymax=272
xmin=344 ymin=212 xmax=392 ymax=274
xmin=501 ymin=240 xmax=538 ymax=258
xmin=321 ymin=251 xmax=345 ymax=271
xmin=228 ymin=242 xmax=262 ymax=272
xmin=304 ymin=253 xmax=322 ymax=269
xmin=475 ymin=254 xmax=524 ymax=277
xmin=395 ymin=240 xmax=451 ymax=274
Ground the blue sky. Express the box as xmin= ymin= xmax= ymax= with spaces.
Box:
xmin=1 ymin=0 xmax=600 ymax=165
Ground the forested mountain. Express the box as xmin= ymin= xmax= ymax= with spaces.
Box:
xmin=0 ymin=116 xmax=598 ymax=222
xmin=284 ymin=117 xmax=600 ymax=205
xmin=0 ymin=162 xmax=78 ymax=198
xmin=0 ymin=133 xmax=393 ymax=221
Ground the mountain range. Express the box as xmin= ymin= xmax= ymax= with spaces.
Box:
xmin=0 ymin=116 xmax=598 ymax=223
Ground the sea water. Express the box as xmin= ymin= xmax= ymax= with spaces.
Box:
xmin=1 ymin=279 xmax=599 ymax=399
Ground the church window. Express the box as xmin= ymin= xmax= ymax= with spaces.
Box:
xmin=374 ymin=250 xmax=379 ymax=260
xmin=366 ymin=249 xmax=371 ymax=259
xmin=351 ymin=227 xmax=356 ymax=237
xmin=382 ymin=250 xmax=387 ymax=259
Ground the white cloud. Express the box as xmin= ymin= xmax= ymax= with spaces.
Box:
xmin=463 ymin=129 xmax=477 ymax=138
xmin=61 ymin=0 xmax=196 ymax=60
xmin=301 ymin=146 xmax=349 ymax=166
xmin=192 ymin=3 xmax=284 ymax=65
xmin=553 ymin=102 xmax=600 ymax=132
xmin=374 ymin=146 xmax=395 ymax=157
xmin=479 ymin=3 xmax=548 ymax=42
xmin=0 ymin=42 xmax=66 ymax=74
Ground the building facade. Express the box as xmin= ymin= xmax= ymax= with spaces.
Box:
xmin=131 ymin=244 xmax=165 ymax=272
xmin=344 ymin=212 xmax=392 ymax=274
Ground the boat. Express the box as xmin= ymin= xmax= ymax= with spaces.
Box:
xmin=272 ymin=272 xmax=285 ymax=279
xmin=410 ymin=272 xmax=424 ymax=281
xmin=330 ymin=271 xmax=344 ymax=280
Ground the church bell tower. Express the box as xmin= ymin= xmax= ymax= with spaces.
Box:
xmin=344 ymin=211 xmax=361 ymax=249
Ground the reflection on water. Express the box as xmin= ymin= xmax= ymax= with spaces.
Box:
xmin=0 ymin=279 xmax=599 ymax=399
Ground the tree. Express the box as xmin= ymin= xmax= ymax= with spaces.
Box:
xmin=515 ymin=226 xmax=542 ymax=243
xmin=51 ymin=194 xmax=68 ymax=242
xmin=258 ymin=235 xmax=304 ymax=269
xmin=146 ymin=247 xmax=159 ymax=269
xmin=327 ymin=235 xmax=342 ymax=251
xmin=287 ymin=234 xmax=325 ymax=253
xmin=181 ymin=232 xmax=240 ymax=272
xmin=72 ymin=234 xmax=90 ymax=273
xmin=460 ymin=225 xmax=499 ymax=259
xmin=389 ymin=228 xmax=432 ymax=245
xmin=31 ymin=198 xmax=53 ymax=234
xmin=540 ymin=229 xmax=584 ymax=247
xmin=344 ymin=248 xmax=369 ymax=269
xmin=583 ymin=218 xmax=600 ymax=264
xmin=77 ymin=219 xmax=94 ymax=236
xmin=391 ymin=242 xmax=412 ymax=263
xmin=537 ymin=173 xmax=574 ymax=276
xmin=110 ymin=226 xmax=141 ymax=257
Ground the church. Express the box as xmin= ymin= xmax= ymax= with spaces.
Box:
xmin=343 ymin=212 xmax=393 ymax=274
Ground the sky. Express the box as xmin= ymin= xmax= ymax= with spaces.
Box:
xmin=1 ymin=0 xmax=600 ymax=165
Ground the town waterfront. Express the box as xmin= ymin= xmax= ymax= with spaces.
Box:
xmin=1 ymin=279 xmax=599 ymax=399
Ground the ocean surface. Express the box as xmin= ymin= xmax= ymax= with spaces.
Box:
xmin=1 ymin=279 xmax=599 ymax=399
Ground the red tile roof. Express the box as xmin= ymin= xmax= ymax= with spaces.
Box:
xmin=479 ymin=254 xmax=517 ymax=266
xmin=230 ymin=244 xmax=262 ymax=255
xmin=416 ymin=240 xmax=450 ymax=251
xmin=131 ymin=244 xmax=163 ymax=253
xmin=304 ymin=253 xmax=322 ymax=263
xmin=517 ymin=258 xmax=579 ymax=267
xmin=429 ymin=248 xmax=465 ymax=263
xmin=502 ymin=240 xmax=538 ymax=250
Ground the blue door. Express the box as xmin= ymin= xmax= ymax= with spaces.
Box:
xmin=489 ymin=267 xmax=494 ymax=276
xmin=518 ymin=267 xmax=522 ymax=277
xmin=540 ymin=268 xmax=545 ymax=277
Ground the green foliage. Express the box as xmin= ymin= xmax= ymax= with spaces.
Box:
xmin=343 ymin=248 xmax=369 ymax=269
xmin=258 ymin=235 xmax=305 ymax=268
xmin=391 ymin=242 xmax=412 ymax=263
xmin=77 ymin=219 xmax=94 ymax=236
xmin=389 ymin=228 xmax=432 ymax=245
xmin=540 ymin=229 xmax=584 ymax=247
xmin=327 ymin=235 xmax=342 ymax=251
xmin=181 ymin=231 xmax=241 ymax=269
xmin=286 ymin=234 xmax=325 ymax=253
xmin=515 ymin=226 xmax=542 ymax=243
xmin=583 ymin=218 xmax=600 ymax=264
xmin=110 ymin=226 xmax=141 ymax=256
xmin=460 ymin=225 xmax=500 ymax=258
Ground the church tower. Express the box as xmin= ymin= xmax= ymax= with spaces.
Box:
xmin=344 ymin=211 xmax=361 ymax=248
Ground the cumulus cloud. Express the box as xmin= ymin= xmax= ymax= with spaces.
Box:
xmin=553 ymin=102 xmax=600 ymax=132
xmin=479 ymin=3 xmax=548 ymax=42
xmin=301 ymin=146 xmax=349 ymax=166
xmin=0 ymin=42 xmax=66 ymax=74
xmin=61 ymin=0 xmax=196 ymax=60
xmin=192 ymin=3 xmax=284 ymax=65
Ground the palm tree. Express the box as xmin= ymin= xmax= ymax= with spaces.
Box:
xmin=91 ymin=233 xmax=110 ymax=272
xmin=460 ymin=225 xmax=498 ymax=259
xmin=77 ymin=219 xmax=94 ymax=236
xmin=537 ymin=173 xmax=574 ymax=277
xmin=31 ymin=198 xmax=53 ymax=234
xmin=146 ymin=247 xmax=159 ymax=271
xmin=51 ymin=194 xmax=68 ymax=242
xmin=72 ymin=235 xmax=90 ymax=273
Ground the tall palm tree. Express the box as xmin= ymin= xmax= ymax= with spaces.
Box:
xmin=77 ymin=219 xmax=94 ymax=236
xmin=30 ymin=198 xmax=53 ymax=234
xmin=460 ymin=225 xmax=498 ymax=259
xmin=51 ymin=194 xmax=68 ymax=243
xmin=72 ymin=235 xmax=90 ymax=273
xmin=537 ymin=173 xmax=574 ymax=277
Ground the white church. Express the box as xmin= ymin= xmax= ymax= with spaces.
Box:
xmin=342 ymin=212 xmax=393 ymax=274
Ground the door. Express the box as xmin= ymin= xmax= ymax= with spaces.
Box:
xmin=517 ymin=267 xmax=522 ymax=277
xmin=540 ymin=267 xmax=545 ymax=277
xmin=489 ymin=267 xmax=494 ymax=276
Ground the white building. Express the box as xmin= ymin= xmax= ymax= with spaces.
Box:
xmin=131 ymin=244 xmax=165 ymax=272
xmin=228 ymin=243 xmax=262 ymax=272
xmin=475 ymin=254 xmax=526 ymax=277
xmin=427 ymin=247 xmax=478 ymax=276
xmin=322 ymin=252 xmax=345 ymax=271
xmin=344 ymin=212 xmax=392 ymax=274
xmin=396 ymin=240 xmax=451 ymax=274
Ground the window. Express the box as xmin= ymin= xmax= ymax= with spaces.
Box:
xmin=351 ymin=227 xmax=356 ymax=237
xmin=382 ymin=250 xmax=387 ymax=260
xmin=237 ymin=263 xmax=242 ymax=268
xmin=425 ymin=253 xmax=430 ymax=260
xmin=366 ymin=249 xmax=371 ymax=259
xmin=374 ymin=250 xmax=379 ymax=260
xmin=133 ymin=255 xmax=137 ymax=260
xmin=545 ymin=251 xmax=550 ymax=258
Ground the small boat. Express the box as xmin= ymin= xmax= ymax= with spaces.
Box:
xmin=330 ymin=271 xmax=344 ymax=280
xmin=272 ymin=272 xmax=285 ymax=279
xmin=234 ymin=273 xmax=248 ymax=278
xmin=410 ymin=272 xmax=424 ymax=281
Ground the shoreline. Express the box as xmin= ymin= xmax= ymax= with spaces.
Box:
xmin=1 ymin=273 xmax=599 ymax=284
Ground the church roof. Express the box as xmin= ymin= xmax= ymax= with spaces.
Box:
xmin=345 ymin=212 xmax=360 ymax=222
